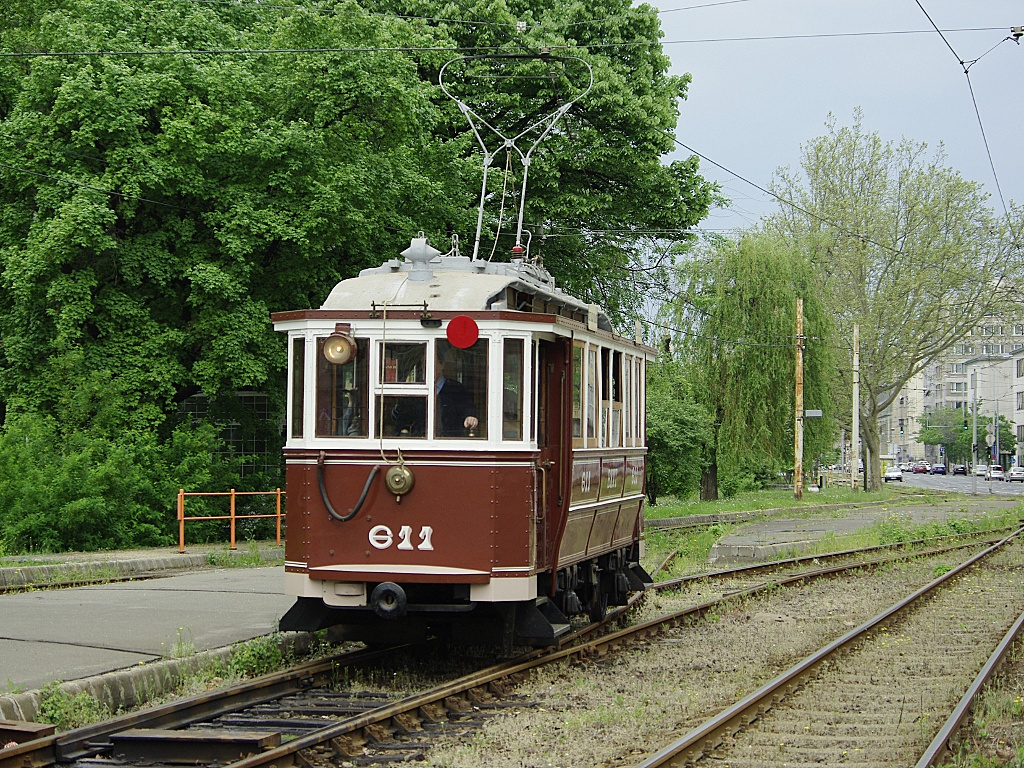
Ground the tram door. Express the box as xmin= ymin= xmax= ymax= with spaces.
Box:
xmin=536 ymin=338 xmax=569 ymax=568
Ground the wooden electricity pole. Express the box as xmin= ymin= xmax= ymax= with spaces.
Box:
xmin=852 ymin=324 xmax=860 ymax=491
xmin=794 ymin=298 xmax=804 ymax=500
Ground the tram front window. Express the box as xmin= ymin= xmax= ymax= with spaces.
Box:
xmin=316 ymin=337 xmax=368 ymax=437
xmin=435 ymin=340 xmax=487 ymax=439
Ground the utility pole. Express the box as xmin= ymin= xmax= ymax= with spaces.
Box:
xmin=972 ymin=370 xmax=978 ymax=495
xmin=794 ymin=298 xmax=804 ymax=500
xmin=852 ymin=324 xmax=859 ymax=491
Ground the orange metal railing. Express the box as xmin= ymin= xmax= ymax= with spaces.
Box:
xmin=177 ymin=488 xmax=284 ymax=553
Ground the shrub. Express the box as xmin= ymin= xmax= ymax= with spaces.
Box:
xmin=0 ymin=413 xmax=233 ymax=552
xmin=37 ymin=682 xmax=110 ymax=730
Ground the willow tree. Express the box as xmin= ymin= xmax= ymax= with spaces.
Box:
xmin=667 ymin=231 xmax=835 ymax=500
xmin=768 ymin=111 xmax=1024 ymax=490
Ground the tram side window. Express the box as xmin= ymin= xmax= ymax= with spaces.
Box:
xmin=316 ymin=337 xmax=369 ymax=437
xmin=435 ymin=339 xmax=487 ymax=439
xmin=609 ymin=350 xmax=622 ymax=447
xmin=635 ymin=357 xmax=644 ymax=443
xmin=587 ymin=347 xmax=597 ymax=442
xmin=572 ymin=343 xmax=583 ymax=445
xmin=623 ymin=354 xmax=633 ymax=445
xmin=502 ymin=339 xmax=524 ymax=440
xmin=290 ymin=337 xmax=304 ymax=439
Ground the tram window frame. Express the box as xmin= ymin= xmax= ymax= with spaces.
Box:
xmin=380 ymin=342 xmax=426 ymax=384
xmin=435 ymin=339 xmax=487 ymax=440
xmin=635 ymin=356 xmax=645 ymax=444
xmin=623 ymin=354 xmax=633 ymax=445
xmin=315 ymin=337 xmax=369 ymax=438
xmin=609 ymin=349 xmax=622 ymax=447
xmin=290 ymin=337 xmax=305 ymax=439
xmin=502 ymin=338 xmax=524 ymax=440
xmin=376 ymin=341 xmax=429 ymax=438
xmin=587 ymin=346 xmax=598 ymax=443
xmin=572 ymin=343 xmax=584 ymax=446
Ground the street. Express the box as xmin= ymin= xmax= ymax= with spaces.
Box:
xmin=887 ymin=471 xmax=1024 ymax=497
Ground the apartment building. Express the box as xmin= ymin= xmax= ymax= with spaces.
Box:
xmin=883 ymin=321 xmax=1024 ymax=467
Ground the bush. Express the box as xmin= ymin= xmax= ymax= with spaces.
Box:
xmin=37 ymin=682 xmax=110 ymax=730
xmin=717 ymin=471 xmax=759 ymax=498
xmin=0 ymin=413 xmax=234 ymax=552
xmin=229 ymin=636 xmax=284 ymax=677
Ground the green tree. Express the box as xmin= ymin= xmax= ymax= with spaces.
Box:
xmin=0 ymin=0 xmax=714 ymax=548
xmin=916 ymin=407 xmax=972 ymax=466
xmin=0 ymin=0 xmax=465 ymax=431
xmin=769 ymin=111 xmax=1024 ymax=490
xmin=645 ymin=359 xmax=712 ymax=505
xmin=666 ymin=231 xmax=835 ymax=500
xmin=367 ymin=0 xmax=720 ymax=321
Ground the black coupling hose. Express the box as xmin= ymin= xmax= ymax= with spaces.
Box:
xmin=317 ymin=451 xmax=380 ymax=522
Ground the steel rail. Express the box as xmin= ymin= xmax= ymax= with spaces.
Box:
xmin=0 ymin=644 xmax=401 ymax=768
xmin=652 ymin=527 xmax=1013 ymax=586
xmin=221 ymin=536 xmax=999 ymax=767
xmin=1 ymin=532 xmax=1000 ymax=768
xmin=630 ymin=525 xmax=1024 ymax=768
xmin=916 ymin=607 xmax=1024 ymax=767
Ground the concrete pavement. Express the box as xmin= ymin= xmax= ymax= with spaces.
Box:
xmin=0 ymin=546 xmax=294 ymax=722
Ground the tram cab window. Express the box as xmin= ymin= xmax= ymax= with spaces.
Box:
xmin=380 ymin=342 xmax=428 ymax=437
xmin=315 ymin=337 xmax=369 ymax=437
xmin=502 ymin=339 xmax=524 ymax=440
xmin=435 ymin=339 xmax=486 ymax=439
xmin=381 ymin=343 xmax=426 ymax=384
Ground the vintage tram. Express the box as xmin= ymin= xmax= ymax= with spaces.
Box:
xmin=272 ymin=235 xmax=654 ymax=647
xmin=273 ymin=53 xmax=653 ymax=647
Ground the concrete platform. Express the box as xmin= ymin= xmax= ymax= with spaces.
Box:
xmin=0 ymin=547 xmax=294 ymax=723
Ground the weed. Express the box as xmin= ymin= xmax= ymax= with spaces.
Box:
xmin=169 ymin=627 xmax=196 ymax=658
xmin=206 ymin=541 xmax=268 ymax=568
xmin=229 ymin=635 xmax=284 ymax=677
xmin=37 ymin=682 xmax=110 ymax=730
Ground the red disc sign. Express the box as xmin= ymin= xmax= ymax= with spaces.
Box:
xmin=446 ymin=315 xmax=479 ymax=348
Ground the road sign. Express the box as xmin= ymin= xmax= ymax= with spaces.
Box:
xmin=985 ymin=433 xmax=995 ymax=447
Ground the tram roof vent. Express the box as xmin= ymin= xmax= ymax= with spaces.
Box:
xmin=401 ymin=236 xmax=440 ymax=282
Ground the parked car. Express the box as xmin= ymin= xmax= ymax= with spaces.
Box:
xmin=930 ymin=464 xmax=947 ymax=475
xmin=1008 ymin=467 xmax=1024 ymax=482
xmin=952 ymin=464 xmax=967 ymax=475
xmin=912 ymin=463 xmax=929 ymax=474
xmin=883 ymin=467 xmax=903 ymax=482
xmin=974 ymin=464 xmax=989 ymax=477
xmin=986 ymin=465 xmax=1005 ymax=481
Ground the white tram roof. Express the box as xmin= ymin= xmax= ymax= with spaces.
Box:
xmin=321 ymin=249 xmax=613 ymax=332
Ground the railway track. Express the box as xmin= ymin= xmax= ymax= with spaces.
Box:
xmin=0 ymin=529 xmax=1013 ymax=768
xmin=632 ymin=529 xmax=1024 ymax=767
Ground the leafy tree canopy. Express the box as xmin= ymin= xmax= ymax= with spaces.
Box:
xmin=665 ymin=231 xmax=835 ymax=499
xmin=768 ymin=110 xmax=1024 ymax=489
xmin=0 ymin=0 xmax=713 ymax=549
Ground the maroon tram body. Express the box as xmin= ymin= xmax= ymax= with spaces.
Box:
xmin=273 ymin=240 xmax=653 ymax=647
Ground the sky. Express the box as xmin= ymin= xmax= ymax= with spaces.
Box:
xmin=648 ymin=0 xmax=1024 ymax=232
